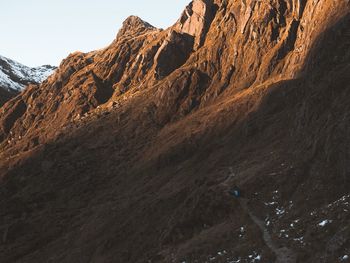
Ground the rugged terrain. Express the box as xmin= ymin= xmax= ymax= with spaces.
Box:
xmin=0 ymin=0 xmax=350 ymax=262
xmin=0 ymin=55 xmax=55 ymax=106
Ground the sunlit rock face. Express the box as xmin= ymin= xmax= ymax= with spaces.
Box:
xmin=176 ymin=0 xmax=215 ymax=50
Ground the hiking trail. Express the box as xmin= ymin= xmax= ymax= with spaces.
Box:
xmin=239 ymin=198 xmax=297 ymax=263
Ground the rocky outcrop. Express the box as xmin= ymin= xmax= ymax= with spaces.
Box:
xmin=154 ymin=30 xmax=194 ymax=78
xmin=116 ymin=15 xmax=156 ymax=38
xmin=151 ymin=0 xmax=217 ymax=79
xmin=176 ymin=0 xmax=216 ymax=50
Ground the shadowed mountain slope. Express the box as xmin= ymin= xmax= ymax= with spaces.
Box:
xmin=0 ymin=1 xmax=349 ymax=262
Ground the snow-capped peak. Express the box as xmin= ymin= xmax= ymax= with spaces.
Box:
xmin=0 ymin=55 xmax=56 ymax=92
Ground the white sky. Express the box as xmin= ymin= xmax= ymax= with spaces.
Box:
xmin=0 ymin=0 xmax=190 ymax=67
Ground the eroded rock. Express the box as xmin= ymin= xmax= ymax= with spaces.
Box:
xmin=176 ymin=0 xmax=216 ymax=50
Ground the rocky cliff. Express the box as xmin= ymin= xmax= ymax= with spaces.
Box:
xmin=0 ymin=1 xmax=349 ymax=262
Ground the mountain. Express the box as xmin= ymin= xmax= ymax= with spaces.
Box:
xmin=0 ymin=1 xmax=349 ymax=262
xmin=0 ymin=55 xmax=55 ymax=106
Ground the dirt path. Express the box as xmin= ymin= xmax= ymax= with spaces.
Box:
xmin=239 ymin=198 xmax=297 ymax=263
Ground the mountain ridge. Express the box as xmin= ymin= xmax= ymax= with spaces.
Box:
xmin=0 ymin=1 xmax=349 ymax=262
xmin=0 ymin=55 xmax=55 ymax=106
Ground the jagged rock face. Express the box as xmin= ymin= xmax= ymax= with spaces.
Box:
xmin=154 ymin=30 xmax=195 ymax=78
xmin=116 ymin=15 xmax=156 ymax=38
xmin=0 ymin=1 xmax=349 ymax=263
xmin=0 ymin=21 xmax=161 ymax=143
xmin=176 ymin=0 xmax=216 ymax=50
xmin=2 ymin=0 xmax=348 ymax=145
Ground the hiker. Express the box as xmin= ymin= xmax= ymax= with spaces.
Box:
xmin=229 ymin=185 xmax=242 ymax=198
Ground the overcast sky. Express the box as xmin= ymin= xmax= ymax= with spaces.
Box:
xmin=0 ymin=0 xmax=190 ymax=67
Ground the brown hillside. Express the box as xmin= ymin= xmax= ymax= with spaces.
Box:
xmin=0 ymin=1 xmax=349 ymax=262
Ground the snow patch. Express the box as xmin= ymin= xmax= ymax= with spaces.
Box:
xmin=276 ymin=207 xmax=285 ymax=216
xmin=341 ymin=255 xmax=349 ymax=261
xmin=0 ymin=69 xmax=23 ymax=91
xmin=0 ymin=55 xmax=55 ymax=92
xmin=264 ymin=201 xmax=277 ymax=206
xmin=318 ymin=219 xmax=332 ymax=227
